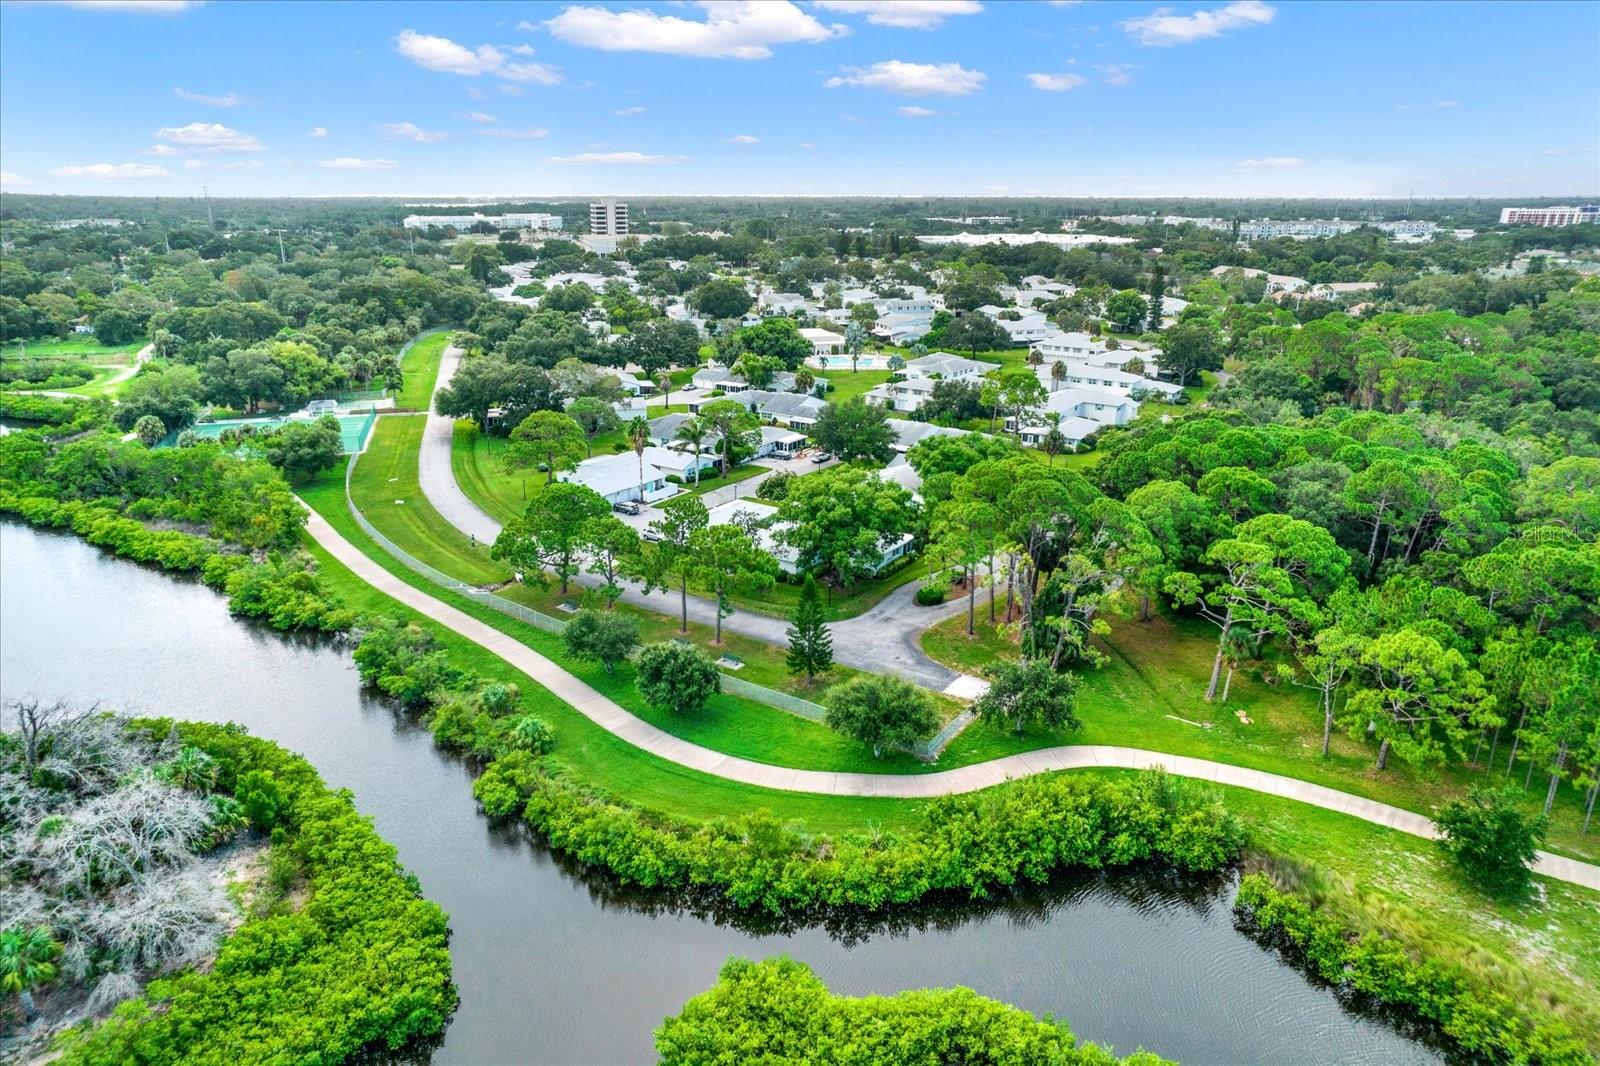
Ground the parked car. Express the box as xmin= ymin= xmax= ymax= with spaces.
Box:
xmin=810 ymin=451 xmax=833 ymax=464
xmin=641 ymin=528 xmax=662 ymax=542
xmin=613 ymin=500 xmax=641 ymax=515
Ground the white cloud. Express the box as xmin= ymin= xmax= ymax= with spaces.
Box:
xmin=183 ymin=158 xmax=204 ymax=169
xmin=613 ymin=105 xmax=646 ymax=116
xmin=499 ymin=84 xmax=526 ymax=96
xmin=155 ymin=121 xmax=263 ymax=152
xmin=0 ymin=171 xmax=28 ymax=186
xmin=51 ymin=162 xmax=170 ymax=179
xmin=1121 ymin=0 xmax=1275 ymax=45
xmin=516 ymin=19 xmax=537 ymax=31
xmin=1394 ymin=99 xmax=1459 ymax=112
xmin=1027 ymin=72 xmax=1087 ymax=91
xmin=800 ymin=142 xmax=815 ymax=149
xmin=546 ymin=0 xmax=842 ymax=60
xmin=394 ymin=29 xmax=562 ymax=84
xmin=1236 ymin=156 xmax=1304 ymax=168
xmin=381 ymin=121 xmax=448 ymax=143
xmin=318 ymin=157 xmax=399 ymax=170
xmin=727 ymin=133 xmax=761 ymax=144
xmin=508 ymin=43 xmax=536 ymax=56
xmin=139 ymin=144 xmax=180 ymax=156
xmin=898 ymin=105 xmax=938 ymax=117
xmin=173 ymin=87 xmax=240 ymax=107
xmin=459 ymin=110 xmax=497 ymax=123
xmin=548 ymin=151 xmax=688 ymax=166
xmin=46 ymin=1 xmax=201 ymax=11
xmin=825 ymin=60 xmax=986 ymax=96
xmin=813 ymin=1 xmax=982 ymax=30
xmin=183 ymin=158 xmax=264 ymax=170
xmin=1097 ymin=63 xmax=1133 ymax=85
xmin=308 ymin=126 xmax=329 ymax=138
xmin=479 ymin=127 xmax=549 ymax=139
xmin=840 ymin=113 xmax=864 ymax=123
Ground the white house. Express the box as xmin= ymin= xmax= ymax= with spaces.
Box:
xmin=1039 ymin=363 xmax=1184 ymax=401
xmin=705 ymin=498 xmax=913 ymax=576
xmin=561 ymin=452 xmax=678 ymax=505
xmin=756 ymin=425 xmax=808 ymax=457
xmin=903 ymin=352 xmax=991 ymax=380
xmin=798 ymin=327 xmax=845 ymax=358
xmin=1016 ymin=414 xmax=1104 ymax=449
xmin=889 ymin=420 xmax=969 ymax=453
xmin=866 ymin=375 xmax=944 ymax=413
xmin=1030 ymin=386 xmax=1139 ymax=427
xmin=760 ymin=292 xmax=809 ymax=316
xmin=871 ymin=311 xmax=934 ymax=345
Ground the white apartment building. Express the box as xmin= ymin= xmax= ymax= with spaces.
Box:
xmin=1500 ymin=206 xmax=1600 ymax=227
xmin=589 ymin=198 xmax=629 ymax=236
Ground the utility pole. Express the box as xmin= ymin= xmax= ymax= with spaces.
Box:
xmin=203 ymin=186 xmax=215 ymax=229
xmin=277 ymin=229 xmax=287 ymax=264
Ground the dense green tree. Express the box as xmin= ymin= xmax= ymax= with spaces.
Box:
xmin=1342 ymin=627 xmax=1492 ymax=770
xmin=1 ymin=926 xmax=60 ymax=1022
xmin=565 ymin=396 xmax=619 ymax=457
xmin=262 ymin=415 xmax=343 ymax=484
xmin=697 ymin=398 xmax=761 ymax=475
xmin=132 ymin=414 xmax=167 ymax=447
xmin=823 ymin=675 xmax=938 ymax=758
xmin=1105 ymin=289 xmax=1148 ymax=333
xmin=582 ymin=515 xmax=640 ymax=607
xmin=810 ymin=397 xmax=895 ymax=463
xmin=689 ymin=278 xmax=754 ymax=320
xmin=735 ymin=316 xmax=812 ymax=370
xmin=973 ymin=658 xmax=1084 ymax=735
xmin=784 ymin=575 xmax=834 ymax=684
xmin=505 ymin=410 xmax=588 ymax=484
xmin=776 ymin=466 xmax=917 ymax=589
xmin=491 ymin=481 xmax=610 ymax=594
xmin=686 ymin=523 xmax=778 ymax=644
xmin=116 ymin=364 xmax=204 ymax=431
xmin=562 ymin=609 xmax=640 ymax=674
xmin=941 ymin=312 xmax=1011 ymax=355
xmin=1158 ymin=320 xmax=1221 ymax=386
xmin=645 ymin=495 xmax=710 ymax=631
xmin=1434 ymin=786 xmax=1546 ymax=898
xmin=635 ymin=641 xmax=721 ymax=714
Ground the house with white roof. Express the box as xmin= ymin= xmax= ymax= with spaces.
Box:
xmin=1027 ymin=387 xmax=1139 ymax=429
xmin=889 ymin=420 xmax=969 ymax=453
xmin=560 ymin=451 xmax=678 ymax=505
xmin=866 ymin=375 xmax=944 ymax=413
xmin=798 ymin=327 xmax=845 ymax=358
xmin=1014 ymin=414 xmax=1105 ymax=449
xmin=1039 ymin=363 xmax=1184 ymax=401
xmin=759 ymin=292 xmax=809 ymax=316
xmin=903 ymin=352 xmax=991 ymax=380
xmin=757 ymin=425 xmax=808 ymax=457
xmin=872 ymin=311 xmax=934 ymax=345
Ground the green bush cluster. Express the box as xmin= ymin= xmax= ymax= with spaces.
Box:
xmin=352 ymin=618 xmax=553 ymax=762
xmin=55 ymin=721 xmax=455 ymax=1066
xmin=211 ymin=552 xmax=357 ymax=632
xmin=1233 ymin=874 xmax=1590 ymax=1064
xmin=0 ymin=359 xmax=96 ymax=390
xmin=0 ymin=392 xmax=108 ymax=433
xmin=472 ymin=764 xmax=1243 ymax=914
xmin=913 ymin=581 xmax=949 ymax=606
xmin=657 ymin=956 xmax=1170 ymax=1066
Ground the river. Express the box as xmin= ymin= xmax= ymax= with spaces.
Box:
xmin=0 ymin=521 xmax=1444 ymax=1065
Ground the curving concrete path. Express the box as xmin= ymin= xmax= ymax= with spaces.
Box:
xmin=303 ymin=505 xmax=1600 ymax=892
xmin=416 ymin=343 xmax=985 ymax=694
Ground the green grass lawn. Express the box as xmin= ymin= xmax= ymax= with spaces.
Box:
xmin=820 ymin=368 xmax=893 ymax=403
xmin=680 ymin=462 xmax=766 ymax=496
xmin=924 ymin=611 xmax=1600 ymax=864
xmin=393 ymin=330 xmax=450 ymax=411
xmin=1 ymin=336 xmax=145 ymax=362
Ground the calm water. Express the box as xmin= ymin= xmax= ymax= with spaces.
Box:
xmin=0 ymin=521 xmax=1444 ymax=1065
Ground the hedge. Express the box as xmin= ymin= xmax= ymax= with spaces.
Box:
xmin=473 ymin=760 xmax=1245 ymax=915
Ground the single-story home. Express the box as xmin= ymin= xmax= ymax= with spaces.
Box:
xmin=799 ymin=327 xmax=845 ymax=358
xmin=888 ymin=420 xmax=970 ymax=453
xmin=560 ymin=451 xmax=678 ymax=505
xmin=1016 ymin=415 xmax=1105 ymax=449
xmin=756 ymin=425 xmax=808 ymax=458
xmin=903 ymin=352 xmax=991 ymax=380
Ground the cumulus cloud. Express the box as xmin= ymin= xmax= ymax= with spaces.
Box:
xmin=727 ymin=133 xmax=761 ymax=144
xmin=613 ymin=106 xmax=645 ymax=116
xmin=546 ymin=0 xmax=841 ymax=60
xmin=1122 ymin=0 xmax=1275 ymax=45
xmin=459 ymin=110 xmax=497 ymax=123
xmin=548 ymin=151 xmax=688 ymax=166
xmin=1027 ymin=72 xmax=1087 ymax=91
xmin=51 ymin=162 xmax=170 ymax=179
xmin=1236 ymin=156 xmax=1304 ymax=168
xmin=154 ymin=122 xmax=263 ymax=152
xmin=308 ymin=126 xmax=329 ymax=138
xmin=172 ymin=87 xmax=240 ymax=107
xmin=1394 ymin=99 xmax=1459 ymax=112
xmin=318 ymin=157 xmax=398 ymax=170
xmin=478 ymin=127 xmax=549 ymax=138
xmin=825 ymin=60 xmax=986 ymax=96
xmin=139 ymin=144 xmax=180 ymax=156
xmin=897 ymin=105 xmax=938 ymax=117
xmin=0 ymin=171 xmax=28 ymax=186
xmin=183 ymin=158 xmax=264 ymax=170
xmin=394 ymin=29 xmax=562 ymax=84
xmin=1097 ymin=63 xmax=1134 ymax=85
xmin=381 ymin=121 xmax=447 ymax=143
xmin=813 ymin=1 xmax=982 ymax=30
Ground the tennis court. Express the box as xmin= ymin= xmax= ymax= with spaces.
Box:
xmin=183 ymin=406 xmax=379 ymax=453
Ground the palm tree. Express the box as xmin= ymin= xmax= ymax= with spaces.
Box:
xmin=794 ymin=368 xmax=815 ymax=395
xmin=1 ymin=927 xmax=60 ymax=1023
xmin=1027 ymin=348 xmax=1045 ymax=369
xmin=1049 ymin=360 xmax=1067 ymax=393
xmin=674 ymin=416 xmax=709 ymax=485
xmin=627 ymin=416 xmax=650 ymax=504
xmin=655 ymin=371 xmax=672 ymax=411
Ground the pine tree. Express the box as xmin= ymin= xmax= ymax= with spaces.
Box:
xmin=1146 ymin=262 xmax=1165 ymax=333
xmin=786 ymin=576 xmax=834 ymax=683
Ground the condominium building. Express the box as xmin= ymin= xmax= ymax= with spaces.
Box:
xmin=1499 ymin=206 xmax=1600 ymax=227
xmin=401 ymin=211 xmax=562 ymax=231
xmin=589 ymin=198 xmax=629 ymax=236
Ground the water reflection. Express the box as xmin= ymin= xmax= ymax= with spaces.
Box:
xmin=1 ymin=521 xmax=1444 ymax=1065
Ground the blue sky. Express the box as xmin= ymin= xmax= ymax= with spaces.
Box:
xmin=2 ymin=0 xmax=1596 ymax=198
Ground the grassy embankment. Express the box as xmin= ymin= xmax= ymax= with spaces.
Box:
xmin=392 ymin=330 xmax=451 ymax=411
xmin=925 ymin=611 xmax=1600 ymax=866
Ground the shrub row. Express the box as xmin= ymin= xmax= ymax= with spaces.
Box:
xmin=473 ymin=761 xmax=1244 ymax=915
xmin=656 ymin=956 xmax=1169 ymax=1066
xmin=0 ymin=492 xmax=351 ymax=633
xmin=0 ymin=391 xmax=108 ymax=433
xmin=1233 ymin=874 xmax=1590 ymax=1065
xmin=55 ymin=721 xmax=455 ymax=1065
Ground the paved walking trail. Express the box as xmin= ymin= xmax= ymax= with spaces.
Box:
xmin=417 ymin=343 xmax=985 ymax=695
xmin=304 ymin=505 xmax=1600 ymax=892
